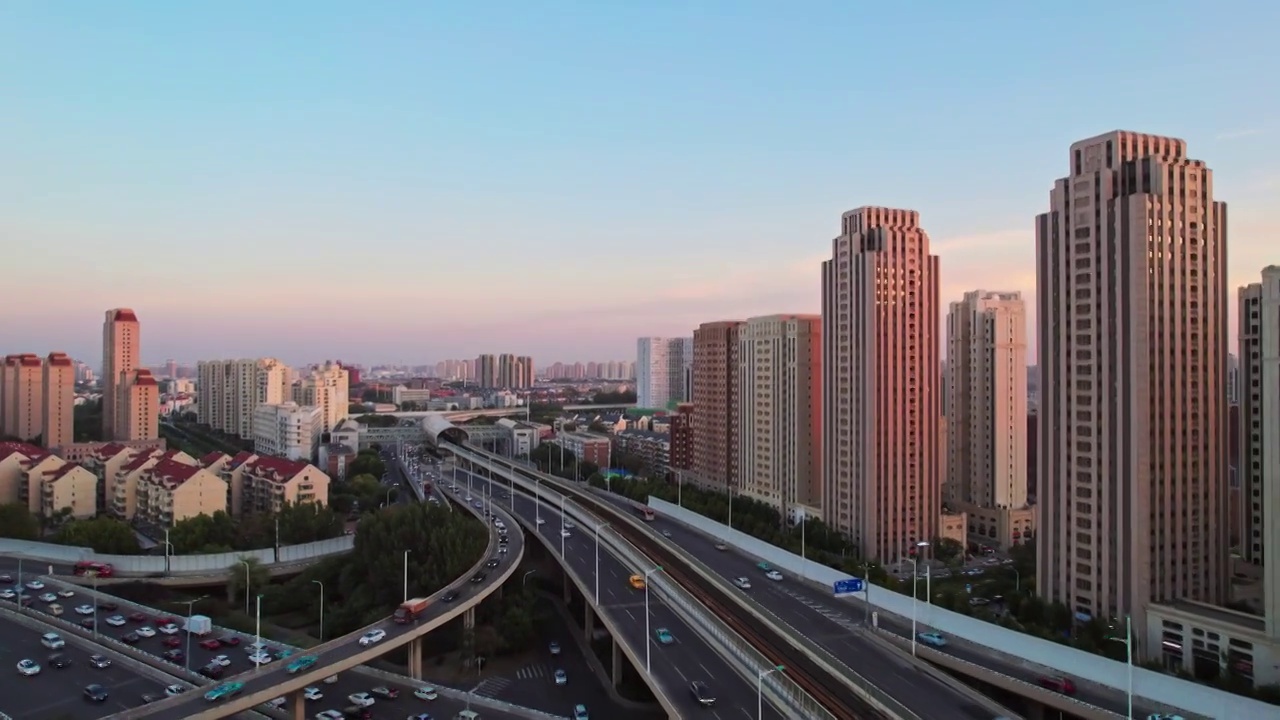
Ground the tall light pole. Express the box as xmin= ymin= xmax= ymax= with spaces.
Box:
xmin=535 ymin=479 xmax=541 ymax=525
xmin=254 ymin=593 xmax=263 ymax=665
xmin=643 ymin=566 xmax=663 ymax=673
xmin=799 ymin=515 xmax=808 ymax=580
xmin=402 ymin=550 xmax=411 ymax=603
xmin=594 ymin=522 xmax=610 ymax=604
xmin=163 ymin=528 xmax=172 ymax=575
xmin=757 ymin=664 xmax=785 ymax=719
xmin=238 ymin=560 xmax=251 ymax=615
xmin=312 ymin=580 xmax=325 ymax=642
xmin=175 ymin=596 xmax=207 ymax=671
xmin=1107 ymin=616 xmax=1134 ymax=720
xmin=909 ymin=557 xmax=920 ymax=656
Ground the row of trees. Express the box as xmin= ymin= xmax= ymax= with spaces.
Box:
xmin=166 ymin=502 xmax=346 ymax=554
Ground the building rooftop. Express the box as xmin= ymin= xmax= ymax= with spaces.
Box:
xmin=244 ymin=454 xmax=309 ymax=483
xmin=110 ymin=308 xmax=138 ymax=323
xmin=92 ymin=443 xmax=130 ymax=460
xmin=147 ymin=458 xmax=202 ymax=489
xmin=121 ymin=449 xmax=161 ymax=473
xmin=47 ymin=461 xmax=81 ymax=482
xmin=199 ymin=451 xmax=227 ymax=467
xmin=227 ymin=451 xmax=256 ymax=469
xmin=619 ymin=429 xmax=667 ymax=441
xmin=0 ymin=442 xmax=45 ymax=463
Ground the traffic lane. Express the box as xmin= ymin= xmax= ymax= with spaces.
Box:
xmin=0 ymin=557 xmax=76 ymax=577
xmin=516 ymin=493 xmax=778 ymax=720
xmin=293 ymin=669 xmax=522 ymax=720
xmin=655 ymin=517 xmax=1160 ymax=720
xmin=0 ymin=615 xmax=165 ymax=718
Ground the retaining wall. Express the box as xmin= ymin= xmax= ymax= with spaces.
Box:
xmin=0 ymin=535 xmax=354 ymax=576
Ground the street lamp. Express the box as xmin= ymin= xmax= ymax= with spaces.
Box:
xmin=799 ymin=515 xmax=808 ymax=580
xmin=907 ymin=557 xmax=927 ymax=657
xmin=312 ymin=580 xmax=325 ymax=642
xmin=757 ymin=664 xmax=785 ymax=719
xmin=643 ymin=566 xmax=663 ymax=673
xmin=1010 ymin=566 xmax=1021 ymax=594
xmin=238 ymin=560 xmax=251 ymax=615
xmin=535 ymin=479 xmax=541 ymax=525
xmin=174 ymin=596 xmax=207 ymax=671
xmin=1106 ymin=616 xmax=1134 ymax=720
xmin=254 ymin=593 xmax=264 ymax=667
xmin=402 ymin=550 xmax=411 ymax=604
xmin=594 ymin=522 xmax=610 ymax=604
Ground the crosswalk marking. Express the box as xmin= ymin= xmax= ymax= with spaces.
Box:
xmin=472 ymin=677 xmax=511 ymax=697
xmin=778 ymin=587 xmax=861 ymax=632
xmin=515 ymin=663 xmax=547 ymax=680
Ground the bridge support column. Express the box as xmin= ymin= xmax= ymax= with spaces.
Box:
xmin=463 ymin=607 xmax=476 ymax=631
xmin=584 ymin=605 xmax=594 ymax=638
xmin=290 ymin=688 xmax=306 ymax=720
xmin=611 ymin=636 xmax=623 ymax=687
xmin=563 ymin=573 xmax=572 ymax=604
xmin=407 ymin=637 xmax=424 ymax=680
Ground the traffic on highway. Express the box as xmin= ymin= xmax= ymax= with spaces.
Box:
xmin=451 ymin=466 xmax=791 ymax=720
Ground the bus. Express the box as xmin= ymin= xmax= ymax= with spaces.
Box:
xmin=74 ymin=561 xmax=114 ymax=578
xmin=637 ymin=506 xmax=655 ymax=521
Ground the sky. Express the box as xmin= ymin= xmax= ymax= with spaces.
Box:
xmin=2 ymin=1 xmax=1278 ymax=368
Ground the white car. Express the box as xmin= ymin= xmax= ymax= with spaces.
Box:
xmin=323 ymin=674 xmax=339 ymax=684
xmin=536 ymin=518 xmax=546 ymax=525
xmin=765 ymin=570 xmax=784 ymax=581
xmin=165 ymin=684 xmax=186 ymax=697
xmin=264 ymin=697 xmax=286 ymax=710
xmin=303 ymin=687 xmax=324 ymax=701
xmin=17 ymin=658 xmax=41 ymax=676
xmin=158 ymin=623 xmax=180 ymax=635
xmin=210 ymin=654 xmax=231 ymax=666
xmin=413 ymin=687 xmax=438 ymax=700
xmin=38 ymin=592 xmax=57 ymax=603
xmin=314 ymin=711 xmax=343 ymax=720
xmin=25 ymin=580 xmax=44 ymax=591
xmin=41 ymin=632 xmax=65 ymax=649
xmin=733 ymin=577 xmax=752 ymax=589
xmin=564 ymin=521 xmax=576 ymax=530
xmin=248 ymin=652 xmax=273 ymax=665
xmin=105 ymin=615 xmax=127 ymax=626
xmin=75 ymin=604 xmax=96 ymax=615
xmin=136 ymin=626 xmax=156 ymax=638
xmin=560 ymin=530 xmax=571 ymax=538
xmin=57 ymin=589 xmax=75 ymax=598
xmin=347 ymin=692 xmax=376 ymax=707
xmin=0 ymin=589 xmax=14 ymax=600
xmin=359 ymin=629 xmax=386 ymax=646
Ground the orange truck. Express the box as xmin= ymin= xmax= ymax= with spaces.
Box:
xmin=394 ymin=597 xmax=432 ymax=624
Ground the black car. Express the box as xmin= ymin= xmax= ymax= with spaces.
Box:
xmin=0 ymin=573 xmax=10 ymax=583
xmin=690 ymin=680 xmax=716 ymax=706
xmin=498 ymin=535 xmax=509 ymax=544
xmin=342 ymin=706 xmax=372 ymax=719
xmin=122 ymin=632 xmax=140 ymax=644
xmin=162 ymin=649 xmax=184 ymax=662
xmin=470 ymin=573 xmax=487 ymax=584
xmin=199 ymin=664 xmax=224 ymax=679
xmin=79 ymin=617 xmax=95 ymax=629
xmin=139 ymin=693 xmax=163 ymax=705
xmin=84 ymin=684 xmax=109 ymax=702
xmin=49 ymin=653 xmax=71 ymax=668
xmin=485 ymin=559 xmax=500 ymax=568
xmin=441 ymin=590 xmax=459 ymax=603
xmin=89 ymin=654 xmax=111 ymax=668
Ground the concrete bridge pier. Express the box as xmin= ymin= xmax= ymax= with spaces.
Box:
xmin=407 ymin=637 xmax=424 ymax=679
xmin=290 ymin=688 xmax=306 ymax=720
xmin=564 ymin=573 xmax=572 ymax=604
xmin=611 ymin=636 xmax=623 ymax=687
xmin=463 ymin=607 xmax=476 ymax=631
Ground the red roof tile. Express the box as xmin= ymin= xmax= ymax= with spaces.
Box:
xmin=45 ymin=352 xmax=73 ymax=367
xmin=121 ymin=449 xmax=161 ymax=473
xmin=110 ymin=308 xmax=138 ymax=323
xmin=18 ymin=354 xmax=41 ymax=367
xmin=0 ymin=441 xmax=44 ymax=463
xmin=228 ymin=451 xmax=256 ymax=469
xmin=48 ymin=461 xmax=81 ymax=482
xmin=93 ymin=443 xmax=130 ymax=460
xmin=131 ymin=369 xmax=158 ymax=386
xmin=199 ymin=451 xmax=228 ymax=468
xmin=244 ymin=454 xmax=309 ymax=483
xmin=146 ymin=458 xmax=201 ymax=487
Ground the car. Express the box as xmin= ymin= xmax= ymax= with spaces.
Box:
xmin=549 ymin=641 xmax=561 ymax=655
xmin=370 ymin=686 xmax=399 ymax=699
xmin=248 ymin=651 xmax=273 ymax=665
xmin=1037 ymin=675 xmax=1077 ymax=695
xmin=470 ymin=573 xmax=487 ymax=583
xmin=714 ymin=543 xmax=728 ymax=551
xmin=341 ymin=706 xmax=372 ymax=719
xmin=162 ymin=649 xmax=185 ymax=662
xmin=26 ymin=580 xmax=44 ymax=590
xmin=304 ymin=687 xmax=324 ymax=701
xmin=359 ymin=629 xmax=386 ymax=646
xmin=441 ymin=591 xmax=459 ymax=603
xmin=276 ymin=648 xmax=296 ymax=660
xmin=0 ymin=589 xmax=14 ymax=600
xmin=49 ymin=653 xmax=71 ymax=668
xmin=324 ymin=674 xmax=340 ymax=684
xmin=99 ymin=601 xmax=118 ymax=611
xmin=756 ymin=562 xmax=771 ymax=571
xmin=690 ymin=680 xmax=716 ymax=705
xmin=162 ymin=636 xmax=182 ymax=648
xmin=199 ymin=664 xmax=224 ymax=679
xmin=314 ymin=711 xmax=343 ymax=720
xmin=79 ymin=617 xmax=96 ymax=629
xmin=246 ymin=641 xmax=271 ymax=654
xmin=554 ymin=669 xmax=567 ymax=685
xmin=210 ymin=654 xmax=231 ymax=666
xmin=733 ymin=577 xmax=751 ymax=589
xmin=536 ymin=517 xmax=546 ymax=525
xmin=485 ymin=559 xmax=500 ymax=568
xmin=0 ymin=573 xmax=9 ymax=582
xmin=121 ymin=632 xmax=140 ymax=644
xmin=17 ymin=659 xmax=41 ymax=676
xmin=916 ymin=632 xmax=947 ymax=647
xmin=57 ymin=589 xmax=75 ymax=598
xmin=158 ymin=622 xmax=180 ymax=634
xmin=288 ymin=655 xmax=319 ymax=674
xmin=654 ymin=628 xmax=675 ymax=645
xmin=661 ymin=530 xmax=672 ymax=538
xmin=41 ymin=632 xmax=65 ymax=649
xmin=348 ymin=692 xmax=376 ymax=707
xmin=498 ymin=546 xmax=508 ymax=554
xmin=139 ymin=692 xmax=164 ymax=704
xmin=165 ymin=684 xmax=187 ymax=697
xmin=408 ymin=714 xmax=433 ymax=720
xmin=136 ymin=626 xmax=156 ymax=638
xmin=204 ymin=681 xmax=244 ymax=701
xmin=84 ymin=683 xmax=110 ymax=702
xmin=1147 ymin=715 xmax=1186 ymax=720
xmin=200 ymin=638 xmax=222 ymax=650
xmin=264 ymin=697 xmax=287 ymax=710
xmin=106 ymin=614 xmax=127 ymax=626
xmin=765 ymin=570 xmax=784 ymax=581
xmin=628 ymin=574 xmax=646 ymax=590
xmin=75 ymin=604 xmax=95 ymax=615
xmin=560 ymin=529 xmax=571 ymax=538
xmin=218 ymin=634 xmax=241 ymax=646
xmin=413 ymin=686 xmax=438 ymax=700
xmin=89 ymin=654 xmax=111 ymax=668
xmin=129 ymin=612 xmax=147 ymax=622
xmin=573 ymin=704 xmax=589 ymax=720
xmin=39 ymin=592 xmax=57 ymax=603
xmin=154 ymin=615 xmax=177 ymax=625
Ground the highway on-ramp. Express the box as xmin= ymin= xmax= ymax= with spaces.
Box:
xmin=451 ymin=468 xmax=790 ymax=720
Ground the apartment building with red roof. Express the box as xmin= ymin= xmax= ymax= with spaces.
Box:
xmin=201 ymin=451 xmax=330 ymax=516
xmin=135 ymin=457 xmax=228 ymax=526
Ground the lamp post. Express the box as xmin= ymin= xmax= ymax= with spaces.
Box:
xmin=594 ymin=522 xmax=610 ymax=604
xmin=312 ymin=580 xmax=325 ymax=642
xmin=757 ymin=664 xmax=785 ymax=719
xmin=175 ymin=596 xmax=207 ymax=671
xmin=254 ymin=593 xmax=263 ymax=667
xmin=643 ymin=566 xmax=663 ymax=673
xmin=385 ymin=487 xmax=395 ymax=506
xmin=1107 ymin=616 xmax=1134 ymax=720
xmin=403 ymin=550 xmax=411 ymax=603
xmin=522 ymin=570 xmax=536 ymax=587
xmin=238 ymin=560 xmax=251 ymax=615
xmin=799 ymin=515 xmax=808 ymax=580
xmin=1010 ymin=566 xmax=1021 ymax=594
xmin=908 ymin=557 xmax=920 ymax=656
xmin=163 ymin=528 xmax=172 ymax=575
xmin=915 ymin=540 xmax=932 ymax=605
xmin=535 ymin=479 xmax=541 ymax=526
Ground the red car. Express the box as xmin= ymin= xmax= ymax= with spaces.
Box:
xmin=154 ymin=615 xmax=176 ymax=626
xmin=218 ymin=636 xmax=241 ymax=647
xmin=99 ymin=601 xmax=118 ymax=611
xmin=1037 ymin=676 xmax=1077 ymax=695
xmin=129 ymin=612 xmax=147 ymax=622
xmin=199 ymin=638 xmax=221 ymax=650
xmin=162 ymin=636 xmax=182 ymax=648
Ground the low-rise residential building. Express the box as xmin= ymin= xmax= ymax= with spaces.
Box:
xmin=17 ymin=452 xmax=68 ymax=515
xmin=251 ymin=401 xmax=322 ymax=462
xmin=613 ymin=429 xmax=670 ymax=474
xmin=0 ymin=442 xmax=49 ymax=505
xmin=108 ymin=448 xmax=199 ymax=520
xmin=78 ymin=442 xmax=135 ymax=514
xmin=318 ymin=442 xmax=356 ymax=481
xmin=39 ymin=461 xmax=98 ymax=519
xmin=200 ymin=451 xmax=330 ymax=516
xmin=552 ymin=431 xmax=610 ymax=466
xmin=392 ymin=385 xmax=431 ymax=406
xmin=135 ymin=458 xmax=229 ymax=527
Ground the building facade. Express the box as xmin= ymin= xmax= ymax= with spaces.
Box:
xmin=1 ymin=354 xmax=44 ymax=441
xmin=102 ymin=308 xmax=140 ymax=441
xmin=135 ymin=458 xmax=228 ymax=527
xmin=636 ymin=337 xmax=693 ymax=410
xmin=1036 ymin=131 xmax=1229 ymax=627
xmin=668 ymin=403 xmax=694 ymax=473
xmin=552 ymin=432 xmax=610 ymax=467
xmin=690 ymin=323 xmax=743 ymax=491
xmin=197 ymin=358 xmax=292 ymax=439
xmin=821 ymin=206 xmax=941 ymax=563
xmin=41 ymin=352 xmax=75 ymax=449
xmin=252 ymin=402 xmax=322 ymax=461
xmin=293 ymin=361 xmax=349 ymax=434
xmin=119 ymin=369 xmax=160 ymax=441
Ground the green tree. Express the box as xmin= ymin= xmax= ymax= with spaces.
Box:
xmin=594 ymin=389 xmax=636 ymax=404
xmin=277 ymin=501 xmax=345 ymax=544
xmin=356 ymin=414 xmax=398 ymax=428
xmin=168 ymin=511 xmax=238 ymax=554
xmin=0 ymin=503 xmax=40 ymax=540
xmin=226 ymin=556 xmax=272 ymax=610
xmin=349 ymin=449 xmax=386 ymax=478
xmin=931 ymin=538 xmax=965 ymax=564
xmin=73 ymin=399 xmax=104 ymax=443
xmin=54 ymin=517 xmax=141 ymax=554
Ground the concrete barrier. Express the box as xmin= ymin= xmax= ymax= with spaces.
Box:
xmin=650 ymin=497 xmax=1274 ymax=720
xmin=0 ymin=536 xmax=354 ymax=577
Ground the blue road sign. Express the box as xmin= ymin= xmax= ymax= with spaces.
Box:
xmin=833 ymin=578 xmax=864 ymax=597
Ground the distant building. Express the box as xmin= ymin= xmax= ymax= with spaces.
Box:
xmin=252 ymin=402 xmax=322 ymax=462
xmin=552 ymin=432 xmax=610 ymax=467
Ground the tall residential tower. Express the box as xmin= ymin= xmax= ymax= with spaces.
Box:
xmin=102 ymin=308 xmax=140 ymax=441
xmin=690 ymin=322 xmax=744 ymax=491
xmin=636 ymin=337 xmax=692 ymax=409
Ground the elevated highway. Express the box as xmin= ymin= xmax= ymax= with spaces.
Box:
xmin=103 ymin=494 xmax=523 ymax=719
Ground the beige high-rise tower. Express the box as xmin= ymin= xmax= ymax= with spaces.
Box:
xmin=102 ymin=308 xmax=140 ymax=441
xmin=1036 ymin=131 xmax=1229 ymax=627
xmin=1 ymin=354 xmax=43 ymax=441
xmin=822 ymin=207 xmax=941 ymax=563
xmin=41 ymin=352 xmax=75 ymax=448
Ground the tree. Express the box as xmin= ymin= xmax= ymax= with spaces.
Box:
xmin=226 ymin=556 xmax=272 ymax=611
xmin=54 ymin=517 xmax=141 ymax=554
xmin=594 ymin=389 xmax=636 ymax=404
xmin=168 ymin=511 xmax=238 ymax=554
xmin=73 ymin=399 xmax=104 ymax=443
xmin=0 ymin=503 xmax=40 ymax=540
xmin=276 ymin=501 xmax=345 ymax=544
xmin=349 ymin=450 xmax=386 ymax=478
xmin=931 ymin=538 xmax=965 ymax=564
xmin=356 ymin=414 xmax=398 ymax=428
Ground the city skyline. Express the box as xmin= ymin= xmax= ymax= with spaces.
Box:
xmin=3 ymin=3 xmax=1277 ymax=362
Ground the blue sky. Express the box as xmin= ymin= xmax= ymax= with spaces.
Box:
xmin=2 ymin=1 xmax=1277 ymax=367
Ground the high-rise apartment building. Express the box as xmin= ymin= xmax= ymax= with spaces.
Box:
xmin=1036 ymin=131 xmax=1229 ymax=626
xmin=737 ymin=314 xmax=822 ymax=517
xmin=197 ymin=358 xmax=292 ymax=439
xmin=1 ymin=354 xmax=43 ymax=441
xmin=636 ymin=337 xmax=692 ymax=409
xmin=102 ymin=308 xmax=140 ymax=441
xmin=119 ymin=369 xmax=160 ymax=440
xmin=691 ymin=322 xmax=743 ymax=491
xmin=821 ymin=207 xmax=941 ymax=563
xmin=476 ymin=354 xmax=498 ymax=388
xmin=293 ymin=361 xmax=349 ymax=434
xmin=945 ymin=291 xmax=1033 ymax=548
xmin=41 ymin=352 xmax=75 ymax=449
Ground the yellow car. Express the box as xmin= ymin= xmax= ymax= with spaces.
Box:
xmin=629 ymin=574 xmax=646 ymax=590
